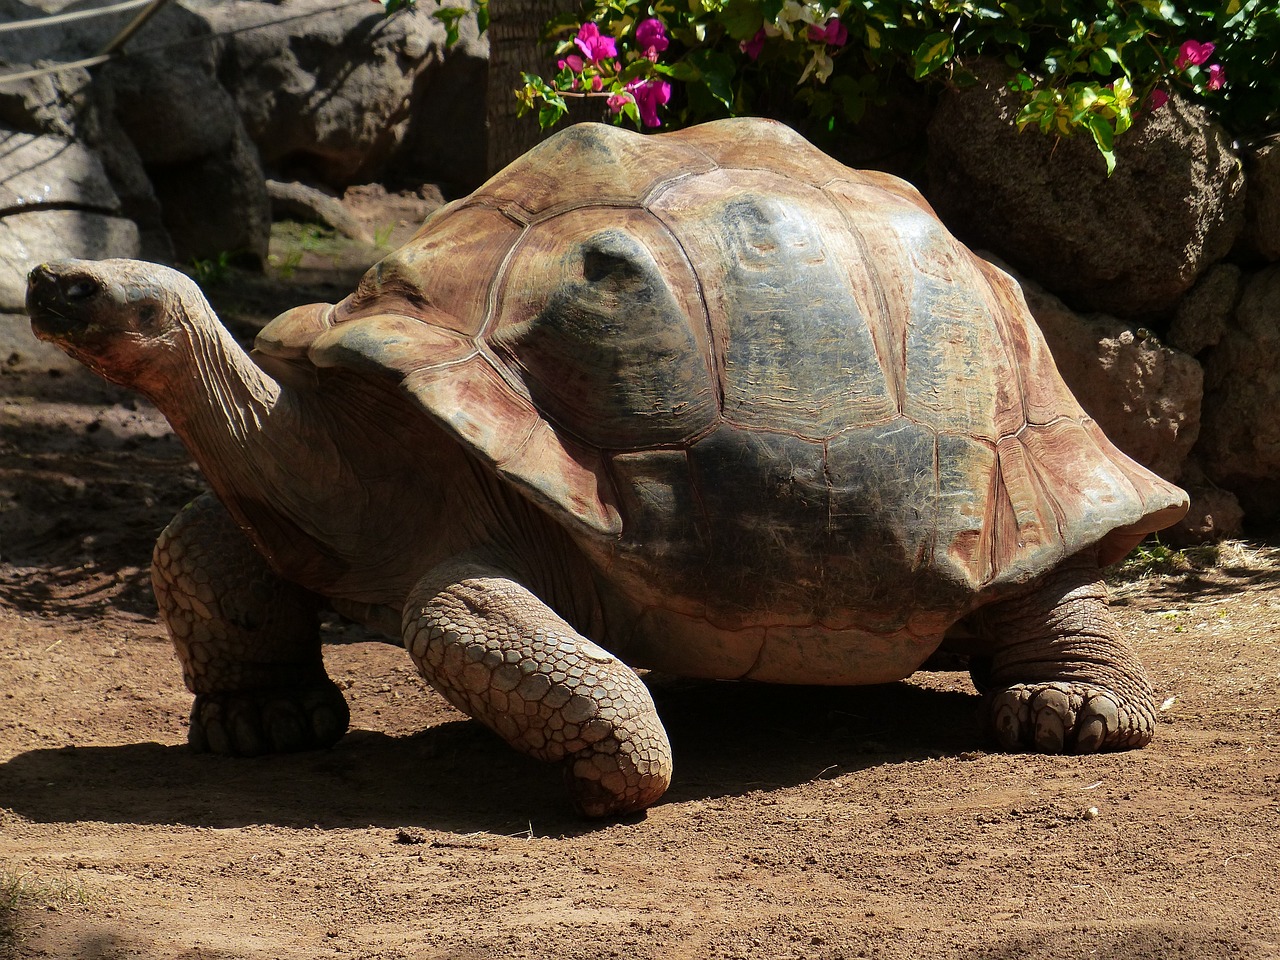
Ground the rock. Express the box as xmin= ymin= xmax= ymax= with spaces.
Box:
xmin=105 ymin=61 xmax=240 ymax=167
xmin=999 ymin=261 xmax=1202 ymax=482
xmin=0 ymin=128 xmax=140 ymax=310
xmin=190 ymin=0 xmax=489 ymax=191
xmin=1168 ymin=264 xmax=1243 ymax=357
xmin=93 ymin=6 xmax=271 ymax=264
xmin=927 ymin=65 xmax=1246 ymax=321
xmin=1240 ymin=138 xmax=1280 ymax=262
xmin=0 ymin=210 xmax=140 ymax=311
xmin=0 ymin=61 xmax=175 ymax=262
xmin=144 ymin=125 xmax=270 ymax=265
xmin=0 ymin=129 xmax=120 ymax=213
xmin=1197 ymin=264 xmax=1280 ymax=524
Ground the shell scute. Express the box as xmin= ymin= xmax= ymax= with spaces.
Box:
xmin=488 ymin=206 xmax=719 ymax=450
xmin=473 ymin=122 xmax=716 ymax=220
xmin=649 ymin=169 xmax=897 ymax=437
xmin=337 ymin=203 xmax=521 ymax=337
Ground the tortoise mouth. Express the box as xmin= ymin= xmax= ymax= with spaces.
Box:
xmin=26 ymin=262 xmax=105 ymax=342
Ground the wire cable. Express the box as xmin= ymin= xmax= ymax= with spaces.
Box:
xmin=0 ymin=0 xmax=153 ymax=34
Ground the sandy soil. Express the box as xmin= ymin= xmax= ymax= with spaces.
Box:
xmin=1 ymin=211 xmax=1278 ymax=959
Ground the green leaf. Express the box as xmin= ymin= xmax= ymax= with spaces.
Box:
xmin=433 ymin=6 xmax=467 ymax=46
xmin=718 ymin=0 xmax=765 ymax=40
xmin=1088 ymin=115 xmax=1117 ymax=175
xmin=538 ymin=100 xmax=567 ymax=130
xmin=690 ymin=49 xmax=736 ymax=111
xmin=912 ymin=32 xmax=955 ymax=79
xmin=1089 ymin=50 xmax=1115 ymax=75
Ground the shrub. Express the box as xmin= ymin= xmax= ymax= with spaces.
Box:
xmin=502 ymin=0 xmax=1279 ymax=172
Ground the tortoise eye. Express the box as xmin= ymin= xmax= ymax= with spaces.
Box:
xmin=138 ymin=304 xmax=160 ymax=330
xmin=63 ymin=278 xmax=101 ymax=302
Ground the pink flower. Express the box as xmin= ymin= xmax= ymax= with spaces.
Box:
xmin=1174 ymin=39 xmax=1215 ymax=70
xmin=607 ymin=92 xmax=632 ymax=115
xmin=624 ymin=77 xmax=671 ymax=127
xmin=807 ymin=18 xmax=848 ymax=47
xmin=574 ymin=22 xmax=617 ymax=63
xmin=1146 ymin=88 xmax=1169 ymax=112
xmin=558 ymin=54 xmax=585 ymax=73
xmin=635 ymin=18 xmax=669 ymax=55
xmin=740 ymin=28 xmax=766 ymax=61
xmin=1206 ymin=63 xmax=1226 ymax=90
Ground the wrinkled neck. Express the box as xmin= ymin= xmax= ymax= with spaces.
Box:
xmin=150 ymin=313 xmax=287 ymax=506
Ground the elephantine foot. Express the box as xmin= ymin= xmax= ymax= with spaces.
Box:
xmin=988 ymin=681 xmax=1155 ymax=754
xmin=188 ymin=680 xmax=349 ymax=756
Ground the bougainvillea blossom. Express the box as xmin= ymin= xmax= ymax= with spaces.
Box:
xmin=575 ymin=22 xmax=618 ymax=62
xmin=635 ymin=18 xmax=669 ymax=55
xmin=1174 ymin=39 xmax=1215 ymax=70
xmin=740 ymin=28 xmax=766 ymax=61
xmin=807 ymin=18 xmax=848 ymax=47
xmin=625 ymin=77 xmax=672 ymax=127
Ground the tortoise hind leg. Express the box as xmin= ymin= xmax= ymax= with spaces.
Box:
xmin=970 ymin=551 xmax=1156 ymax=753
xmin=403 ymin=555 xmax=672 ymax=817
xmin=151 ymin=493 xmax=349 ymax=756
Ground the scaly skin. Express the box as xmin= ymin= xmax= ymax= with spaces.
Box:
xmin=972 ymin=552 xmax=1156 ymax=753
xmin=151 ymin=493 xmax=348 ymax=755
xmin=403 ymin=557 xmax=672 ymax=817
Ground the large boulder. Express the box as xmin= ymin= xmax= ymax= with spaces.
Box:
xmin=1197 ymin=265 xmax=1280 ymax=525
xmin=1240 ymin=138 xmax=1280 ymax=262
xmin=0 ymin=129 xmax=140 ymax=311
xmin=190 ymin=0 xmax=489 ymax=192
xmin=926 ymin=65 xmax=1246 ymax=322
xmin=1168 ymin=263 xmax=1244 ymax=358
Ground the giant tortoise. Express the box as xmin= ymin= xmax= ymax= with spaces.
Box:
xmin=27 ymin=118 xmax=1188 ymax=816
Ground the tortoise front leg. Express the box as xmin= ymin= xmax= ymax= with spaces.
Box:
xmin=403 ymin=556 xmax=672 ymax=817
xmin=971 ymin=551 xmax=1156 ymax=753
xmin=151 ymin=493 xmax=349 ymax=755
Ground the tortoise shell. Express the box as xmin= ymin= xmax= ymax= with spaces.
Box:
xmin=254 ymin=118 xmax=1186 ymax=677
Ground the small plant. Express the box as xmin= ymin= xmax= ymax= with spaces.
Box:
xmin=188 ymin=251 xmax=235 ymax=289
xmin=268 ymin=249 xmax=305 ymax=280
xmin=373 ymin=223 xmax=397 ymax=249
xmin=2 ymin=865 xmax=92 ymax=944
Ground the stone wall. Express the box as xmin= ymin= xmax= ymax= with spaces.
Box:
xmin=0 ymin=0 xmax=487 ymax=308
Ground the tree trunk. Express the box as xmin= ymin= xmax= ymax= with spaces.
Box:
xmin=485 ymin=0 xmax=594 ymax=175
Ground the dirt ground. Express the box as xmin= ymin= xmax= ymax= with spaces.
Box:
xmin=1 ymin=204 xmax=1278 ymax=960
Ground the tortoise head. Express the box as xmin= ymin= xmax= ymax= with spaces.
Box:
xmin=27 ymin=259 xmax=210 ymax=390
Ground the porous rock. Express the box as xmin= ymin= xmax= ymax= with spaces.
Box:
xmin=1163 ymin=460 xmax=1244 ymax=545
xmin=927 ymin=65 xmax=1245 ymax=321
xmin=1240 ymin=138 xmax=1280 ymax=262
xmin=1197 ymin=264 xmax=1280 ymax=524
xmin=1168 ymin=263 xmax=1243 ymax=357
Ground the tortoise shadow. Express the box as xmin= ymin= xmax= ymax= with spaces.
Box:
xmin=0 ymin=677 xmax=982 ymax=838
